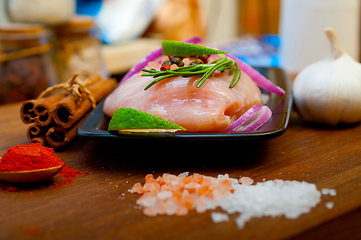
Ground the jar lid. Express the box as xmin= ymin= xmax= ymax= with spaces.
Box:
xmin=0 ymin=23 xmax=49 ymax=47
xmin=53 ymin=16 xmax=96 ymax=34
xmin=0 ymin=23 xmax=45 ymax=35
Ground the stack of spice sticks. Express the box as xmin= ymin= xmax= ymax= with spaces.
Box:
xmin=20 ymin=74 xmax=117 ymax=148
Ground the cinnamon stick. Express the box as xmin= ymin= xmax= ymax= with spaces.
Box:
xmin=20 ymin=92 xmax=67 ymax=126
xmin=45 ymin=117 xmax=84 ymax=148
xmin=53 ymin=78 xmax=117 ymax=129
xmin=29 ymin=136 xmax=48 ymax=146
xmin=21 ymin=74 xmax=117 ymax=148
xmin=34 ymin=93 xmax=67 ymax=126
xmin=20 ymin=101 xmax=36 ymax=124
xmin=27 ymin=124 xmax=54 ymax=145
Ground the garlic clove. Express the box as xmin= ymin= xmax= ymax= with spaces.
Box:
xmin=293 ymin=28 xmax=361 ymax=126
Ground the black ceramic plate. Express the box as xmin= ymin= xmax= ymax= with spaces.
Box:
xmin=77 ymin=68 xmax=292 ymax=142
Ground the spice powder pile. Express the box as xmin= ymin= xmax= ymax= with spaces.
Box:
xmin=0 ymin=143 xmax=63 ymax=172
xmin=0 ymin=143 xmax=85 ymax=191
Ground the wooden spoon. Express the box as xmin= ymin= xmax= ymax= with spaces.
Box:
xmin=0 ymin=165 xmax=64 ymax=183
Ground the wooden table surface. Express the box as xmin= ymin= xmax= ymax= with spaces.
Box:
xmin=1 ymin=101 xmax=361 ymax=240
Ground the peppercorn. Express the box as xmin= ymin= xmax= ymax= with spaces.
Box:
xmin=198 ymin=55 xmax=209 ymax=63
xmin=190 ymin=58 xmax=203 ymax=65
xmin=163 ymin=60 xmax=172 ymax=66
xmin=194 ymin=58 xmax=204 ymax=65
xmin=171 ymin=57 xmax=182 ymax=65
xmin=160 ymin=63 xmax=170 ymax=71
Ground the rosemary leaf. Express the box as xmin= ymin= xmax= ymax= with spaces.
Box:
xmin=144 ymin=74 xmax=177 ymax=90
xmin=228 ymin=61 xmax=235 ymax=75
xmin=229 ymin=62 xmax=241 ymax=88
xmin=196 ymin=57 xmax=231 ymax=88
xmin=141 ymin=56 xmax=241 ymax=90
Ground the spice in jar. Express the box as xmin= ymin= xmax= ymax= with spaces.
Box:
xmin=51 ymin=16 xmax=108 ymax=83
xmin=0 ymin=24 xmax=57 ymax=105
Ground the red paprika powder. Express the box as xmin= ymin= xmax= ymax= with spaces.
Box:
xmin=0 ymin=143 xmax=63 ymax=172
xmin=0 ymin=143 xmax=86 ymax=192
xmin=53 ymin=165 xmax=84 ymax=189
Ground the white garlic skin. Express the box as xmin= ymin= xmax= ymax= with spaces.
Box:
xmin=293 ymin=54 xmax=361 ymax=126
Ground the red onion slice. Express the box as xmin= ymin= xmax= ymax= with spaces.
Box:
xmin=121 ymin=37 xmax=203 ymax=84
xmin=225 ymin=54 xmax=285 ymax=96
xmin=241 ymin=106 xmax=272 ymax=131
xmin=226 ymin=105 xmax=272 ymax=132
xmin=225 ymin=104 xmax=261 ymax=131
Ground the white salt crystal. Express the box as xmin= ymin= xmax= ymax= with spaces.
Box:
xmin=178 ymin=171 xmax=189 ymax=177
xmin=185 ymin=182 xmax=200 ymax=189
xmin=325 ymin=201 xmax=334 ymax=209
xmin=218 ymin=180 xmax=322 ymax=229
xmin=165 ymin=204 xmax=177 ymax=215
xmin=218 ymin=174 xmax=229 ymax=179
xmin=321 ymin=188 xmax=330 ymax=195
xmin=142 ymin=196 xmax=157 ymax=207
xmin=211 ymin=212 xmax=229 ymax=223
xmin=321 ymin=188 xmax=336 ymax=196
xmin=329 ymin=189 xmax=337 ymax=196
xmin=157 ymin=191 xmax=173 ymax=200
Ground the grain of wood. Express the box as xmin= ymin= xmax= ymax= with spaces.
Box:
xmin=0 ymin=103 xmax=361 ymax=239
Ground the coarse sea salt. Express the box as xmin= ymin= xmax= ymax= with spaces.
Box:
xmin=219 ymin=179 xmax=322 ymax=228
xmin=321 ymin=188 xmax=337 ymax=196
xmin=129 ymin=173 xmax=332 ymax=229
xmin=211 ymin=212 xmax=229 ymax=223
xmin=325 ymin=201 xmax=334 ymax=209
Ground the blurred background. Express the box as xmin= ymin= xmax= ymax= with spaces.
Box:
xmin=0 ymin=0 xmax=360 ymax=104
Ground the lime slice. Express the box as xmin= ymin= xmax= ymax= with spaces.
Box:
xmin=162 ymin=40 xmax=228 ymax=56
xmin=108 ymin=108 xmax=186 ymax=133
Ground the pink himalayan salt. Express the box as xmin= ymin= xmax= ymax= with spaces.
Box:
xmin=170 ymin=64 xmax=179 ymax=70
xmin=130 ymin=183 xmax=145 ymax=194
xmin=239 ymin=177 xmax=254 ymax=185
xmin=130 ymin=173 xmax=332 ymax=230
xmin=143 ymin=182 xmax=161 ymax=192
xmin=182 ymin=58 xmax=191 ymax=66
xmin=130 ymin=172 xmax=235 ymax=217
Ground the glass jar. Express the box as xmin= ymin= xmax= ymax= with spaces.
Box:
xmin=51 ymin=16 xmax=108 ymax=83
xmin=0 ymin=23 xmax=57 ymax=105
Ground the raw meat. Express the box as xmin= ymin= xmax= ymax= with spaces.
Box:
xmin=103 ymin=63 xmax=262 ymax=132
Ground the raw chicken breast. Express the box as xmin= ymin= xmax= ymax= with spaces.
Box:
xmin=103 ymin=69 xmax=262 ymax=132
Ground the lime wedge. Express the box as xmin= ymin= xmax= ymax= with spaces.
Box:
xmin=108 ymin=108 xmax=186 ymax=133
xmin=162 ymin=40 xmax=228 ymax=56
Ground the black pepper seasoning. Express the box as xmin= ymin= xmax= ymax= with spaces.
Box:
xmin=0 ymin=23 xmax=56 ymax=105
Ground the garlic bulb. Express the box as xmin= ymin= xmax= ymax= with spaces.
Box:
xmin=293 ymin=28 xmax=361 ymax=126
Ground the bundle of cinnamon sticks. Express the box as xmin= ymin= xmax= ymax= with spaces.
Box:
xmin=20 ymin=74 xmax=117 ymax=148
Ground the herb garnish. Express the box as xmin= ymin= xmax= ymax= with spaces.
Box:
xmin=141 ymin=56 xmax=241 ymax=90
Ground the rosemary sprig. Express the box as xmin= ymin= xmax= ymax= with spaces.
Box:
xmin=141 ymin=56 xmax=241 ymax=90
